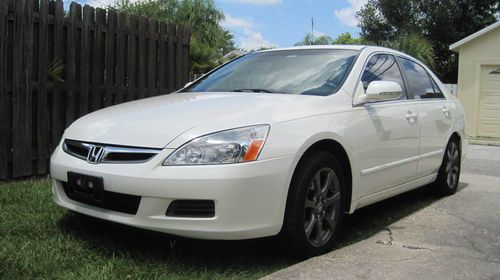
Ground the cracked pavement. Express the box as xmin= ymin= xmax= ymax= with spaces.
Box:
xmin=263 ymin=145 xmax=500 ymax=280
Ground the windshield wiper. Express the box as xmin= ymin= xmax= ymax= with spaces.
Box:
xmin=232 ymin=88 xmax=284 ymax=94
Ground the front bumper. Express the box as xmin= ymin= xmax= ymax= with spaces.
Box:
xmin=50 ymin=144 xmax=294 ymax=240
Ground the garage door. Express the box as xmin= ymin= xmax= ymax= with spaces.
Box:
xmin=478 ymin=65 xmax=500 ymax=138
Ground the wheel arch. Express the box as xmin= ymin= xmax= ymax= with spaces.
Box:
xmin=450 ymin=131 xmax=462 ymax=144
xmin=288 ymin=135 xmax=354 ymax=214
xmin=447 ymin=129 xmax=466 ymax=157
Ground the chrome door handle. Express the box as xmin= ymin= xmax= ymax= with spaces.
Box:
xmin=442 ymin=106 xmax=451 ymax=117
xmin=406 ymin=112 xmax=418 ymax=120
xmin=406 ymin=111 xmax=418 ymax=124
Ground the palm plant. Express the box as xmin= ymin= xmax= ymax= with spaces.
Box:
xmin=386 ymin=33 xmax=436 ymax=70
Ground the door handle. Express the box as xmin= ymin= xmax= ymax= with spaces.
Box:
xmin=406 ymin=112 xmax=418 ymax=119
xmin=406 ymin=111 xmax=418 ymax=123
xmin=442 ymin=106 xmax=451 ymax=117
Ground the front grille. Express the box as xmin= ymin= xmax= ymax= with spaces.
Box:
xmin=63 ymin=139 xmax=161 ymax=164
xmin=62 ymin=182 xmax=141 ymax=215
xmin=64 ymin=140 xmax=88 ymax=159
xmin=166 ymin=200 xmax=215 ymax=218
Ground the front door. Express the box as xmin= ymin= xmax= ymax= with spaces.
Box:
xmin=347 ymin=54 xmax=420 ymax=197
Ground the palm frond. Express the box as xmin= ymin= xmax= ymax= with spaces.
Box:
xmin=47 ymin=58 xmax=65 ymax=82
xmin=388 ymin=34 xmax=436 ymax=69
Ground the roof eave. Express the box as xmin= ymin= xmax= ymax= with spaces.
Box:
xmin=449 ymin=21 xmax=500 ymax=52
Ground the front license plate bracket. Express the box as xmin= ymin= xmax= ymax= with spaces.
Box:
xmin=66 ymin=172 xmax=105 ymax=204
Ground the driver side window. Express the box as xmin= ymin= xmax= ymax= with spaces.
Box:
xmin=361 ymin=54 xmax=407 ymax=100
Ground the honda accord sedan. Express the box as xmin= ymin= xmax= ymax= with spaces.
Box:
xmin=51 ymin=45 xmax=466 ymax=257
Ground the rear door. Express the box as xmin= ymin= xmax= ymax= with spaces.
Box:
xmin=398 ymin=58 xmax=452 ymax=178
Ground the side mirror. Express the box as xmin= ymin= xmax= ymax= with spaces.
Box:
xmin=354 ymin=81 xmax=402 ymax=106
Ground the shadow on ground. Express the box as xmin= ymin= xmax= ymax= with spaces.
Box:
xmin=336 ymin=182 xmax=467 ymax=248
xmin=57 ymin=182 xmax=468 ymax=267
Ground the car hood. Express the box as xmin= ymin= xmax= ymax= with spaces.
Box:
xmin=63 ymin=92 xmax=349 ymax=148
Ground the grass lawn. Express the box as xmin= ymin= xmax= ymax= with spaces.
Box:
xmin=0 ymin=178 xmax=440 ymax=279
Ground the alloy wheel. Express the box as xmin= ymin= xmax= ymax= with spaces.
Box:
xmin=304 ymin=167 xmax=341 ymax=247
xmin=445 ymin=142 xmax=460 ymax=189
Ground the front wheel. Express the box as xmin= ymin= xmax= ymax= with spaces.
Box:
xmin=282 ymin=151 xmax=345 ymax=257
xmin=433 ymin=138 xmax=461 ymax=196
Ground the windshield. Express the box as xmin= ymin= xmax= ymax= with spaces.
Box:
xmin=185 ymin=49 xmax=359 ymax=96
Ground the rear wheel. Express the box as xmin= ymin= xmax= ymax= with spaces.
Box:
xmin=282 ymin=151 xmax=345 ymax=257
xmin=434 ymin=137 xmax=461 ymax=196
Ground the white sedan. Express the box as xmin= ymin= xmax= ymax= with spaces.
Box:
xmin=50 ymin=46 xmax=466 ymax=257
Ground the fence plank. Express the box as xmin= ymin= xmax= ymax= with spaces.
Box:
xmin=80 ymin=5 xmax=93 ymax=116
xmin=137 ymin=17 xmax=148 ymax=99
xmin=36 ymin=0 xmax=50 ymax=174
xmin=167 ymin=23 xmax=176 ymax=93
xmin=183 ymin=29 xmax=191 ymax=85
xmin=11 ymin=0 xmax=25 ymax=177
xmin=175 ymin=26 xmax=184 ymax=90
xmin=50 ymin=0 xmax=64 ymax=152
xmin=92 ymin=8 xmax=106 ymax=111
xmin=127 ymin=15 xmax=138 ymax=101
xmin=104 ymin=10 xmax=116 ymax=106
xmin=65 ymin=3 xmax=81 ymax=127
xmin=22 ymin=0 xmax=35 ymax=176
xmin=0 ymin=0 xmax=8 ymax=179
xmin=11 ymin=0 xmax=36 ymax=177
xmin=115 ymin=12 xmax=126 ymax=104
xmin=147 ymin=19 xmax=158 ymax=96
xmin=158 ymin=22 xmax=167 ymax=94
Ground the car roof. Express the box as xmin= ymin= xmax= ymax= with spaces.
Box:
xmin=256 ymin=45 xmax=409 ymax=57
xmin=256 ymin=45 xmax=366 ymax=52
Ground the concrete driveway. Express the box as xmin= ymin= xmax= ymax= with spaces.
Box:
xmin=264 ymin=145 xmax=500 ymax=280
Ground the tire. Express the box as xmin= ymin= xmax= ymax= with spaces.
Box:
xmin=433 ymin=137 xmax=461 ymax=196
xmin=282 ymin=151 xmax=346 ymax=258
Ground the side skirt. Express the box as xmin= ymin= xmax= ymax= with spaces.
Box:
xmin=349 ymin=173 xmax=437 ymax=213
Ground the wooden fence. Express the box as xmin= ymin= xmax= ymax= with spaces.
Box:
xmin=0 ymin=0 xmax=191 ymax=180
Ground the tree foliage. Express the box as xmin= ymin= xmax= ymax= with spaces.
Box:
xmin=294 ymin=33 xmax=333 ymax=46
xmin=111 ymin=0 xmax=236 ymax=73
xmin=295 ymin=32 xmax=365 ymax=46
xmin=331 ymin=32 xmax=364 ymax=45
xmin=356 ymin=0 xmax=499 ymax=82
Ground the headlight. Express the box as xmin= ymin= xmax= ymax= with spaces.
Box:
xmin=163 ymin=125 xmax=270 ymax=165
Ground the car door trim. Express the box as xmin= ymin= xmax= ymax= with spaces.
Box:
xmin=419 ymin=149 xmax=444 ymax=159
xmin=360 ymin=149 xmax=443 ymax=176
xmin=361 ymin=155 xmax=419 ymax=176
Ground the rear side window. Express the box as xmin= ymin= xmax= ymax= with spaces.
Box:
xmin=399 ymin=58 xmax=444 ymax=99
xmin=430 ymin=79 xmax=445 ymax=98
xmin=361 ymin=54 xmax=406 ymax=99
